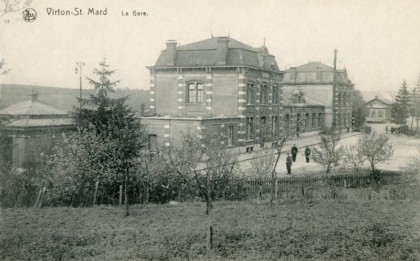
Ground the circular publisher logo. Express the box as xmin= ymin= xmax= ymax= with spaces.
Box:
xmin=22 ymin=8 xmax=37 ymax=22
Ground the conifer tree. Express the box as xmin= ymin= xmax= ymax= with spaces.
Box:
xmin=391 ymin=80 xmax=411 ymax=126
xmin=72 ymin=58 xmax=147 ymax=215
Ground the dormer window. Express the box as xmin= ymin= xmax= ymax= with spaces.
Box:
xmin=187 ymin=82 xmax=204 ymax=103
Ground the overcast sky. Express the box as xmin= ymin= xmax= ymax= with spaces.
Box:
xmin=1 ymin=0 xmax=420 ymax=96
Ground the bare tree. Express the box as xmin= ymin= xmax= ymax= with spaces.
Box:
xmin=312 ymin=128 xmax=344 ymax=174
xmin=357 ymin=131 xmax=394 ymax=179
xmin=163 ymin=128 xmax=238 ymax=254
xmin=247 ymin=149 xmax=276 ymax=201
xmin=343 ymin=144 xmax=365 ymax=175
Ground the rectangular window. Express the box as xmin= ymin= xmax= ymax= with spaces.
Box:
xmin=272 ymin=85 xmax=279 ymax=104
xmin=188 ymin=84 xmax=196 ymax=103
xmin=318 ymin=113 xmax=322 ymax=128
xmin=260 ymin=117 xmax=267 ymax=138
xmin=187 ymin=82 xmax=204 ymax=104
xmin=260 ymin=84 xmax=268 ymax=105
xmin=246 ymin=117 xmax=254 ymax=140
xmin=228 ymin=126 xmax=234 ymax=146
xmin=246 ymin=83 xmax=254 ymax=105
xmin=148 ymin=135 xmax=157 ymax=151
xmin=197 ymin=83 xmax=203 ymax=103
xmin=312 ymin=113 xmax=316 ymax=128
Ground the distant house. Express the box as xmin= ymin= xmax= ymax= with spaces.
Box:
xmin=365 ymin=96 xmax=391 ymax=123
xmin=0 ymin=92 xmax=75 ymax=171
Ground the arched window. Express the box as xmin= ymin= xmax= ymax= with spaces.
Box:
xmin=305 ymin=113 xmax=310 ymax=131
xmin=312 ymin=113 xmax=316 ymax=128
xmin=260 ymin=83 xmax=268 ymax=105
xmin=318 ymin=113 xmax=322 ymax=128
xmin=272 ymin=85 xmax=279 ymax=104
xmin=187 ymin=82 xmax=204 ymax=104
xmin=246 ymin=82 xmax=255 ymax=105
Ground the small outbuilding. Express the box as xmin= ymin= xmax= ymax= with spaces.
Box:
xmin=0 ymin=91 xmax=75 ymax=171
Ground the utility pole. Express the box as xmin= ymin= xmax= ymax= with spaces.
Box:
xmin=416 ymin=74 xmax=420 ymax=135
xmin=76 ymin=62 xmax=85 ymax=111
xmin=333 ymin=49 xmax=337 ymax=128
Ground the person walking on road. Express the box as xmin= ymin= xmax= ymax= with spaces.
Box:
xmin=291 ymin=144 xmax=298 ymax=162
xmin=304 ymin=145 xmax=311 ymax=163
xmin=286 ymin=153 xmax=292 ymax=174
xmin=385 ymin=125 xmax=388 ymax=134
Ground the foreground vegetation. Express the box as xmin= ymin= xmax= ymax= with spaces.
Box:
xmin=1 ymin=199 xmax=419 ymax=260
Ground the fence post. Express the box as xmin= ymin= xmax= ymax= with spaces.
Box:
xmin=33 ymin=189 xmax=42 ymax=208
xmin=274 ymin=179 xmax=278 ymax=200
xmin=177 ymin=186 xmax=182 ymax=202
xmin=38 ymin=187 xmax=46 ymax=208
xmin=93 ymin=181 xmax=99 ymax=206
xmin=119 ymin=185 xmax=123 ymax=206
xmin=139 ymin=184 xmax=142 ymax=204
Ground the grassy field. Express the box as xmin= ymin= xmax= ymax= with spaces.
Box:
xmin=1 ymin=199 xmax=420 ymax=260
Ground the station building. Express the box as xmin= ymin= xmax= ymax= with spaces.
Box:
xmin=283 ymin=62 xmax=353 ymax=132
xmin=142 ymin=37 xmax=286 ymax=149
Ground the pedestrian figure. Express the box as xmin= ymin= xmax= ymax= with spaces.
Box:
xmin=385 ymin=125 xmax=388 ymax=134
xmin=291 ymin=144 xmax=298 ymax=162
xmin=304 ymin=145 xmax=311 ymax=163
xmin=286 ymin=153 xmax=292 ymax=174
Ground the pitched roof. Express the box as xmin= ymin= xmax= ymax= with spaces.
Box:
xmin=153 ymin=37 xmax=280 ymax=71
xmin=366 ymin=97 xmax=392 ymax=106
xmin=0 ymin=99 xmax=68 ymax=116
xmin=284 ymin=62 xmax=352 ymax=85
xmin=176 ymin=37 xmax=258 ymax=51
xmin=289 ymin=62 xmax=334 ymax=72
xmin=4 ymin=118 xmax=74 ymax=128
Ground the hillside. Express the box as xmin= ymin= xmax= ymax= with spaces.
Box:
xmin=0 ymin=84 xmax=150 ymax=113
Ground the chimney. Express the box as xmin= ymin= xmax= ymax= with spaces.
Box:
xmin=165 ymin=40 xmax=177 ymax=66
xmin=216 ymin=37 xmax=229 ymax=65
xmin=30 ymin=90 xmax=38 ymax=102
xmin=257 ymin=46 xmax=268 ymax=68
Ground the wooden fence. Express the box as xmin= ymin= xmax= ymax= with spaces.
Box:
xmin=221 ymin=171 xmax=404 ymax=201
xmin=242 ymin=171 xmax=400 ymax=190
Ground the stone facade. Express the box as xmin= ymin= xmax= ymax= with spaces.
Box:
xmin=283 ymin=62 xmax=353 ymax=131
xmin=144 ymin=37 xmax=284 ymax=148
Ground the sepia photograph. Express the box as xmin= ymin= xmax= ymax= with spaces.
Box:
xmin=1 ymin=0 xmax=420 ymax=260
